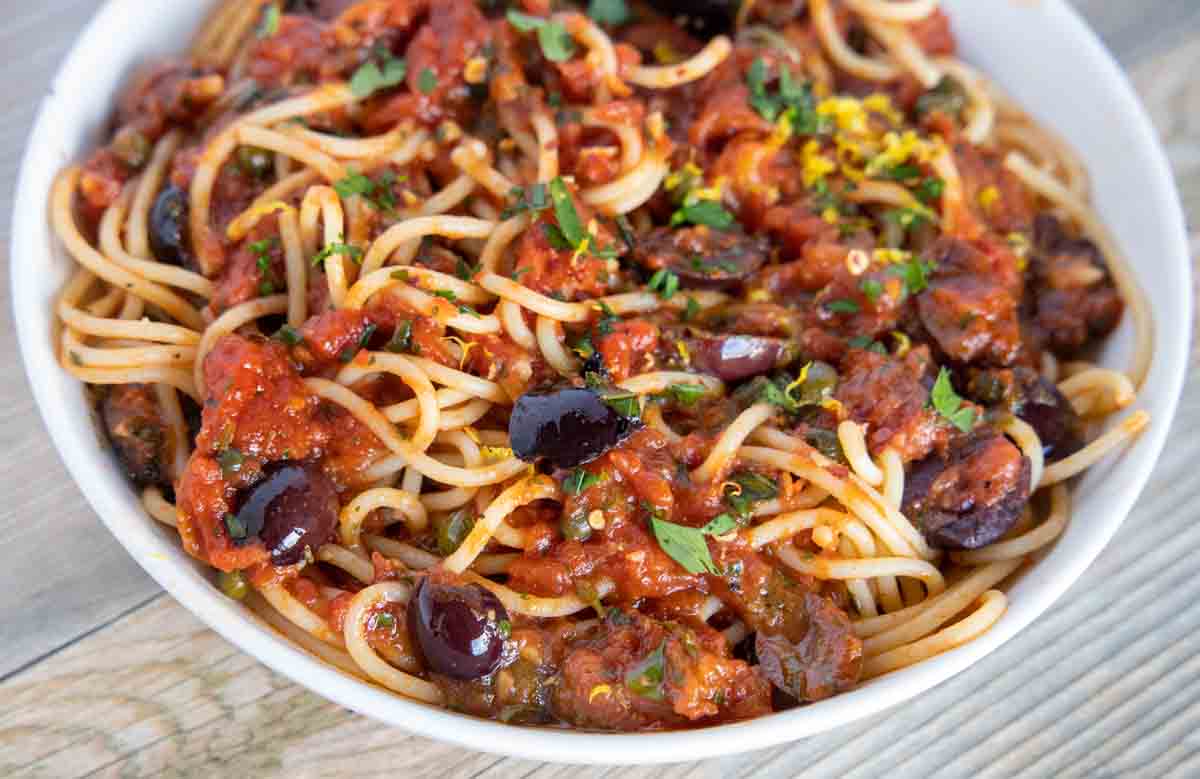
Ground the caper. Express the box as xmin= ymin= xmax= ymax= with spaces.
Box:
xmin=236 ymin=145 xmax=274 ymax=179
xmin=218 ymin=569 xmax=249 ymax=600
xmin=435 ymin=508 xmax=476 ymax=556
xmin=795 ymin=361 xmax=838 ymax=405
xmin=561 ymin=509 xmax=593 ymax=542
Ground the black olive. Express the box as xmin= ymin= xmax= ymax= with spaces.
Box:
xmin=631 ymin=226 xmax=769 ymax=291
xmin=903 ymin=434 xmax=1031 ymax=550
xmin=149 ymin=184 xmax=190 ymax=266
xmin=407 ymin=578 xmax=509 ymax=680
xmin=231 ymin=461 xmax=339 ymax=565
xmin=509 ymin=387 xmax=639 ymax=470
xmin=1018 ymin=377 xmax=1084 ymax=461
xmin=645 ymin=0 xmax=737 ymax=36
xmin=687 ymin=334 xmax=789 ymax=381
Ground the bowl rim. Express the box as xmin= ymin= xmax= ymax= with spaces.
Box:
xmin=10 ymin=0 xmax=1192 ymax=765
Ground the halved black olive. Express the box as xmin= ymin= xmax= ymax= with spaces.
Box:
xmin=903 ymin=433 xmax=1031 ymax=550
xmin=149 ymin=184 xmax=190 ymax=266
xmin=1018 ymin=376 xmax=1084 ymax=461
xmin=407 ymin=578 xmax=509 ymax=680
xmin=632 ymin=226 xmax=769 ymax=291
xmin=231 ymin=461 xmax=339 ymax=565
xmin=509 ymin=387 xmax=639 ymax=470
xmin=687 ymin=334 xmax=789 ymax=382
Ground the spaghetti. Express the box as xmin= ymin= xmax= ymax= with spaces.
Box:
xmin=55 ymin=0 xmax=1150 ymax=730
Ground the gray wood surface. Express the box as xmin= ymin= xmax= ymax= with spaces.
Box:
xmin=0 ymin=1 xmax=1197 ymax=776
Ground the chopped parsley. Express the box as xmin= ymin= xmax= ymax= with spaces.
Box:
xmin=455 ymin=257 xmax=479 ymax=281
xmin=224 ymin=512 xmax=249 ymax=541
xmin=648 ymin=268 xmax=679 ymax=300
xmin=670 ymin=199 xmax=735 ymax=230
xmin=548 ymin=176 xmax=587 ymax=247
xmin=825 ymin=298 xmax=860 ymax=314
xmin=890 ymin=256 xmax=936 ymax=296
xmin=587 ymin=0 xmax=630 ymax=26
xmin=217 ymin=447 xmax=244 ymax=479
xmin=334 ymin=169 xmax=399 ymax=213
xmin=746 ymin=58 xmax=825 ymax=134
xmin=723 ymin=472 xmax=778 ymax=519
xmin=385 ymin=320 xmax=413 ymax=353
xmin=625 ymin=642 xmax=666 ymax=700
xmin=880 ymin=163 xmax=922 ymax=182
xmin=506 ymin=10 xmax=576 ymax=63
xmin=272 ymin=324 xmax=303 ymax=346
xmin=372 ymin=612 xmax=396 ymax=630
xmin=681 ymin=296 xmax=701 ymax=322
xmin=860 ymin=278 xmax=884 ymax=303
xmin=563 ymin=468 xmax=601 ymax=495
xmin=930 ymin=367 xmax=977 ymax=432
xmin=665 ymin=382 xmax=706 ymax=406
xmin=257 ymin=5 xmax=280 ymax=38
xmin=418 ymin=67 xmax=437 ymax=95
xmin=311 ymin=240 xmax=364 ymax=267
xmin=250 ymin=237 xmax=278 ymax=296
xmin=601 ymin=390 xmax=640 ymax=419
xmin=349 ymin=57 xmax=408 ymax=99
xmin=914 ymin=176 xmax=945 ymax=204
xmin=357 ymin=323 xmax=378 ymax=350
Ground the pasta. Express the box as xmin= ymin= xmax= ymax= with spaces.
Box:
xmin=54 ymin=0 xmax=1150 ymax=731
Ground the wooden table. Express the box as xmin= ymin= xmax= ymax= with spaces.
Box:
xmin=2 ymin=2 xmax=1198 ymax=776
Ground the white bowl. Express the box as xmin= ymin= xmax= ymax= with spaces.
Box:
xmin=11 ymin=0 xmax=1191 ymax=764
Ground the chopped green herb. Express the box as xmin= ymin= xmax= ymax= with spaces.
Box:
xmin=625 ymin=642 xmax=666 ymax=700
xmin=273 ymin=324 xmax=303 ymax=346
xmin=724 ymin=472 xmax=778 ymax=519
xmin=825 ymin=298 xmax=860 ymax=314
xmin=312 ymin=240 xmax=364 ymax=267
xmin=497 ymin=619 xmax=512 ymax=639
xmin=890 ymin=256 xmax=936 ymax=296
xmin=587 ymin=0 xmax=630 ymax=26
xmin=666 ymin=382 xmax=706 ymax=406
xmin=648 ymin=513 xmax=733 ymax=575
xmin=432 ymin=289 xmax=457 ymax=302
xmin=880 ymin=163 xmax=922 ymax=182
xmin=548 ymin=177 xmax=586 ymax=248
xmin=746 ymin=58 xmax=826 ymax=134
xmin=257 ymin=5 xmax=280 ymax=38
xmin=372 ymin=612 xmax=396 ymax=630
xmin=681 ymin=296 xmax=701 ymax=322
xmin=455 ymin=257 xmax=479 ymax=281
xmin=602 ymin=391 xmax=640 ymax=419
xmin=418 ymin=67 xmax=437 ymax=94
xmin=914 ymin=176 xmax=945 ymax=204
xmin=349 ymin=57 xmax=408 ymax=99
xmin=595 ymin=300 xmax=618 ymax=335
xmin=884 ymin=206 xmax=933 ymax=231
xmin=648 ymin=268 xmax=679 ymax=300
xmin=860 ymin=278 xmax=884 ymax=303
xmin=386 ymin=320 xmax=413 ymax=353
xmin=357 ymin=323 xmax=378 ymax=350
xmin=615 ymin=214 xmax=636 ymax=250
xmin=670 ymin=199 xmax=735 ymax=230
xmin=456 ymin=302 xmax=482 ymax=318
xmin=571 ymin=332 xmax=595 ymax=359
xmin=334 ymin=169 xmax=397 ymax=213
xmin=506 ymin=10 xmax=576 ymax=63
xmin=563 ymin=468 xmax=601 ymax=495
xmin=217 ymin=447 xmax=244 ymax=479
xmin=916 ymin=76 xmax=968 ymax=119
xmin=930 ymin=367 xmax=977 ymax=432
xmin=847 ymin=335 xmax=887 ymax=354
xmin=224 ymin=512 xmax=248 ymax=541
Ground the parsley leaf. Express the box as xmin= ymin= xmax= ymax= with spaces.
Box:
xmin=648 ymin=268 xmax=679 ymax=300
xmin=860 ymin=278 xmax=883 ymax=303
xmin=257 ymin=5 xmax=280 ymax=38
xmin=930 ymin=367 xmax=976 ymax=432
xmin=891 ymin=257 xmax=936 ymax=296
xmin=386 ymin=320 xmax=413 ymax=353
xmin=914 ymin=176 xmax=945 ymax=204
xmin=723 ymin=472 xmax=778 ymax=519
xmin=563 ymin=468 xmax=601 ymax=495
xmin=418 ymin=67 xmax=437 ymax=94
xmin=501 ymin=183 xmax=550 ymax=219
xmin=666 ymin=382 xmax=706 ymax=406
xmin=625 ymin=642 xmax=666 ymax=700
xmin=506 ymin=10 xmax=576 ymax=63
xmin=349 ymin=57 xmax=408 ymax=99
xmin=334 ymin=169 xmax=398 ymax=213
xmin=548 ymin=177 xmax=586 ymax=248
xmin=681 ymin=296 xmax=701 ymax=322
xmin=273 ymin=324 xmax=303 ymax=346
xmin=746 ymin=58 xmax=825 ymax=133
xmin=312 ymin=240 xmax=364 ymax=267
xmin=648 ymin=512 xmax=737 ymax=575
xmin=670 ymin=199 xmax=735 ymax=230
xmin=825 ymin=298 xmax=860 ymax=314
xmin=587 ymin=0 xmax=630 ymax=26
xmin=217 ymin=447 xmax=244 ymax=479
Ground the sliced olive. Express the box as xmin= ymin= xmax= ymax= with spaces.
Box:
xmin=645 ymin=0 xmax=737 ymax=36
xmin=509 ymin=386 xmax=639 ymax=470
xmin=149 ymin=184 xmax=190 ymax=266
xmin=687 ymin=334 xmax=788 ymax=381
xmin=407 ymin=577 xmax=509 ymax=680
xmin=903 ymin=434 xmax=1031 ymax=550
xmin=434 ymin=508 xmax=475 ymax=556
xmin=231 ymin=461 xmax=339 ymax=565
xmin=561 ymin=509 xmax=593 ymax=542
xmin=236 ymin=145 xmax=274 ymax=179
xmin=632 ymin=226 xmax=769 ymax=291
xmin=1017 ymin=377 xmax=1084 ymax=461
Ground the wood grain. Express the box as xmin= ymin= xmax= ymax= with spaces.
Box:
xmin=0 ymin=2 xmax=1198 ymax=777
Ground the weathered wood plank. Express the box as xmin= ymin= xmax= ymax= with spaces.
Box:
xmin=0 ymin=0 xmax=161 ymax=680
